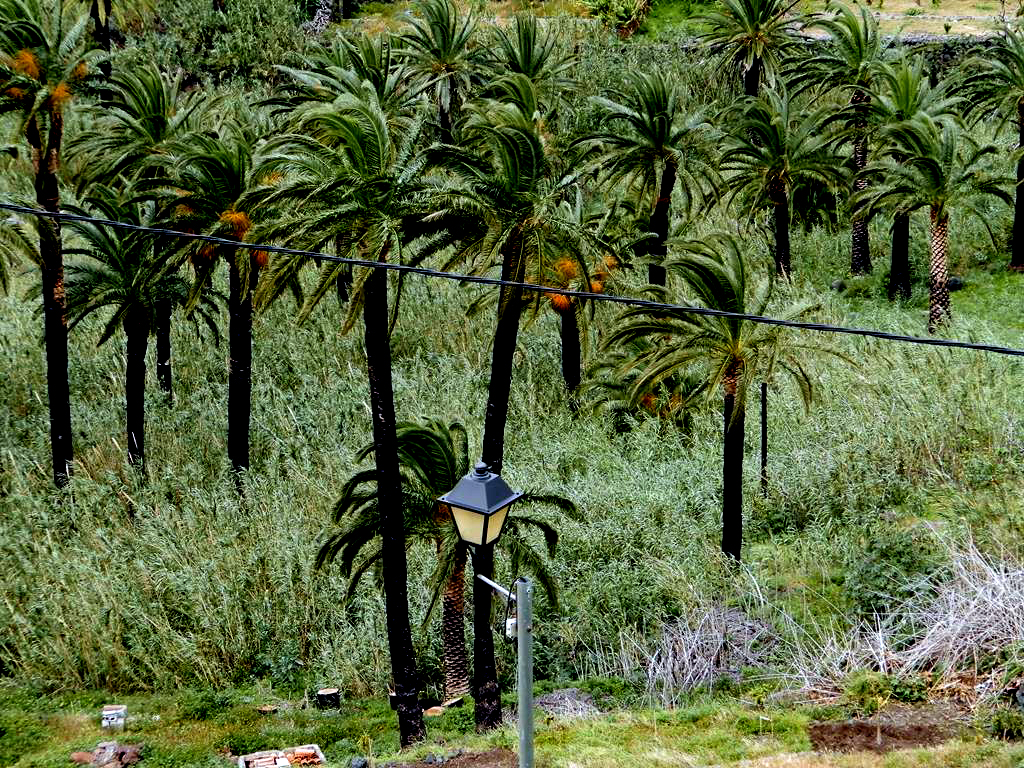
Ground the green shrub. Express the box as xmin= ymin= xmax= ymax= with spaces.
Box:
xmin=178 ymin=688 xmax=234 ymax=721
xmin=0 ymin=712 xmax=49 ymax=766
xmin=843 ymin=526 xmax=939 ymax=617
xmin=843 ymin=671 xmax=891 ymax=716
xmin=986 ymin=707 xmax=1024 ymax=740
xmin=577 ymin=676 xmax=639 ymax=708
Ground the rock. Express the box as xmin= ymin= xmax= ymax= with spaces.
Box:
xmin=350 ymin=758 xmax=369 ymax=768
xmin=947 ymin=276 xmax=966 ymax=291
xmin=93 ymin=743 xmax=119 ymax=767
xmin=831 ymin=279 xmax=846 ymax=293
xmin=424 ymin=756 xmax=436 ymax=765
xmin=70 ymin=753 xmax=93 ymax=765
xmin=115 ymin=745 xmax=143 ymax=766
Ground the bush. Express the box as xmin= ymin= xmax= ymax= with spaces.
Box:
xmin=128 ymin=0 xmax=306 ymax=80
xmin=843 ymin=526 xmax=939 ymax=618
xmin=986 ymin=707 xmax=1024 ymax=740
xmin=842 ymin=670 xmax=892 ymax=716
xmin=178 ymin=688 xmax=234 ymax=721
xmin=0 ymin=712 xmax=49 ymax=766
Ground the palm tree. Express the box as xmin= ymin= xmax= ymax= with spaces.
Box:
xmin=70 ymin=64 xmax=209 ymax=401
xmin=315 ymin=419 xmax=577 ymax=701
xmin=721 ymin=88 xmax=844 ymax=276
xmin=428 ymin=99 xmax=595 ymax=728
xmin=486 ymin=14 xmax=575 ymax=109
xmin=574 ymin=70 xmax=717 ymax=286
xmin=155 ymin=128 xmax=260 ymax=475
xmin=0 ymin=0 xmax=101 ymax=487
xmin=248 ymin=89 xmax=433 ymax=747
xmin=786 ymin=2 xmax=885 ymax=275
xmin=960 ymin=25 xmax=1024 ymax=270
xmin=271 ymin=33 xmax=418 ymax=122
xmin=602 ymin=236 xmax=829 ymax=561
xmin=400 ymin=0 xmax=483 ymax=144
xmin=63 ymin=188 xmax=219 ymax=469
xmin=697 ymin=0 xmax=801 ymax=97
xmin=866 ymin=54 xmax=959 ymax=299
xmin=856 ymin=116 xmax=1012 ymax=333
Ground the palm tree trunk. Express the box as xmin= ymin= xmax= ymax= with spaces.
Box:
xmin=772 ymin=191 xmax=791 ymax=277
xmin=889 ymin=211 xmax=911 ymax=300
xmin=155 ymin=298 xmax=173 ymax=401
xmin=560 ymin=305 xmax=581 ymax=393
xmin=471 ymin=543 xmax=501 ymax=730
xmin=124 ymin=314 xmax=148 ymax=469
xmin=647 ymin=159 xmax=677 ymax=286
xmin=89 ymin=0 xmax=112 ymax=80
xmin=442 ymin=541 xmax=470 ymax=700
xmin=480 ymin=228 xmax=524 ymax=476
xmin=475 ymin=230 xmax=524 ymax=732
xmin=743 ymin=56 xmax=762 ymax=97
xmin=927 ymin=207 xmax=951 ymax=334
xmin=1012 ymin=103 xmax=1024 ymax=271
xmin=227 ymin=255 xmax=254 ymax=475
xmin=850 ymin=95 xmax=872 ymax=275
xmin=363 ymin=247 xmax=426 ymax=747
xmin=29 ymin=114 xmax=73 ymax=488
xmin=721 ymin=387 xmax=746 ymax=561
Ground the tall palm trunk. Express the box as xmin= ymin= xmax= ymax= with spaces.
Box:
xmin=927 ymin=207 xmax=951 ymax=333
xmin=850 ymin=93 xmax=872 ymax=275
xmin=480 ymin=228 xmax=524 ymax=475
xmin=1012 ymin=101 xmax=1024 ymax=270
xmin=28 ymin=114 xmax=73 ymax=487
xmin=889 ymin=211 xmax=911 ymax=300
xmin=124 ymin=313 xmax=148 ymax=468
xmin=441 ymin=541 xmax=470 ymax=699
xmin=721 ymin=379 xmax=746 ymax=562
xmin=227 ymin=254 xmax=256 ymax=475
xmin=647 ymin=158 xmax=677 ymax=286
xmin=471 ymin=542 xmax=501 ymax=730
xmin=155 ymin=298 xmax=173 ymax=400
xmin=560 ymin=305 xmax=581 ymax=393
xmin=474 ymin=228 xmax=524 ymax=732
xmin=363 ymin=245 xmax=426 ymax=747
xmin=89 ymin=0 xmax=112 ymax=80
xmin=771 ymin=189 xmax=791 ymax=277
xmin=743 ymin=55 xmax=762 ymax=97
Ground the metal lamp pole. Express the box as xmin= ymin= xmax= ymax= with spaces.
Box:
xmin=477 ymin=574 xmax=534 ymax=768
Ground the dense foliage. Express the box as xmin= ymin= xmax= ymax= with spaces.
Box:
xmin=1 ymin=0 xmax=1024 ymax=741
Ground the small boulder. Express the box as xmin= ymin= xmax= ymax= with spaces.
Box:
xmin=947 ymin=276 xmax=966 ymax=291
xmin=350 ymin=758 xmax=369 ymax=768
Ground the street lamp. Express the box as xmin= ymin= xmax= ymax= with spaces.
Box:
xmin=438 ymin=461 xmax=523 ymax=547
xmin=438 ymin=461 xmax=530 ymax=746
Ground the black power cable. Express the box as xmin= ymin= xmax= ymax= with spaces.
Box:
xmin=4 ymin=201 xmax=1024 ymax=359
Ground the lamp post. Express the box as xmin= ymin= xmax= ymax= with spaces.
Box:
xmin=439 ymin=462 xmax=522 ymax=731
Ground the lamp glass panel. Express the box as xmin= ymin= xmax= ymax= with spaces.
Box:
xmin=450 ymin=505 xmax=486 ymax=546
xmin=483 ymin=504 xmax=510 ymax=545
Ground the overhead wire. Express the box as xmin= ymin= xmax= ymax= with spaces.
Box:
xmin=3 ymin=200 xmax=1024 ymax=359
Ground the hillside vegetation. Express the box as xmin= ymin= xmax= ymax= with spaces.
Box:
xmin=3 ymin=0 xmax=1024 ymax=764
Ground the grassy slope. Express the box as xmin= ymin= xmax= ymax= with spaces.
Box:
xmin=3 ymin=8 xmax=1024 ymax=767
xmin=5 ymin=684 xmax=1024 ymax=767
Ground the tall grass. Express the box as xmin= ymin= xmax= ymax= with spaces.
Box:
xmin=2 ymin=17 xmax=1024 ymax=700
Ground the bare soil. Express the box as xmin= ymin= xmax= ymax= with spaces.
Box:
xmin=391 ymin=748 xmax=516 ymax=768
xmin=809 ymin=702 xmax=970 ymax=753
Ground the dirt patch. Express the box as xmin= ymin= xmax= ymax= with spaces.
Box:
xmin=809 ymin=702 xmax=970 ymax=753
xmin=809 ymin=721 xmax=948 ymax=753
xmin=390 ymin=748 xmax=515 ymax=768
